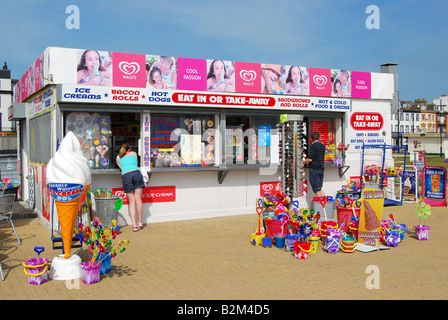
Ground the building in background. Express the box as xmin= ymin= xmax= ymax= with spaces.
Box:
xmin=0 ymin=61 xmax=14 ymax=131
xmin=392 ymin=95 xmax=447 ymax=155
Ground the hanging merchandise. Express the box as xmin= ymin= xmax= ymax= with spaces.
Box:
xmin=278 ymin=114 xmax=306 ymax=199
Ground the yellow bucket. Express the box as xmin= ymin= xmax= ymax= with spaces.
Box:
xmin=251 ymin=232 xmax=264 ymax=246
xmin=340 ymin=237 xmax=357 ymax=253
xmin=309 ymin=236 xmax=320 ymax=253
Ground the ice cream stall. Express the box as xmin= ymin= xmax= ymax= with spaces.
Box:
xmin=11 ymin=47 xmax=395 ymax=230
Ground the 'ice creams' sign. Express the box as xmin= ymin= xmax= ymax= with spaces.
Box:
xmin=47 ymin=183 xmax=85 ymax=202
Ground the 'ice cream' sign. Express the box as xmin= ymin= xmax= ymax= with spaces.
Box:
xmin=47 ymin=183 xmax=85 ymax=202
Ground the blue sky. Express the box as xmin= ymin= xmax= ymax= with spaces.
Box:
xmin=0 ymin=0 xmax=446 ymax=102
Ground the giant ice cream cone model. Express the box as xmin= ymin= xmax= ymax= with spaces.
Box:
xmin=47 ymin=131 xmax=91 ymax=259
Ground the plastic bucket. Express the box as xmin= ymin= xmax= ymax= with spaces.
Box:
xmin=333 ymin=157 xmax=343 ymax=167
xmin=293 ymin=241 xmax=311 ymax=259
xmin=80 ymin=262 xmax=102 ymax=285
xmin=414 ymin=225 xmax=431 ymax=241
xmin=395 ymin=224 xmax=408 ymax=241
xmin=309 ymin=236 xmax=320 ymax=253
xmin=319 ymin=220 xmax=338 ymax=240
xmin=90 ymin=251 xmax=112 ymax=274
xmin=262 ymin=236 xmax=272 ymax=248
xmin=23 ymin=258 xmax=50 ymax=285
xmin=336 ymin=206 xmax=360 ymax=233
xmin=285 ymin=234 xmax=299 ymax=251
xmin=264 ymin=218 xmax=298 ymax=235
xmin=386 ymin=230 xmax=400 ymax=247
xmin=251 ymin=232 xmax=263 ymax=246
xmin=325 ymin=229 xmax=342 ymax=254
xmin=340 ymin=237 xmax=357 ymax=253
xmin=273 ymin=235 xmax=286 ymax=249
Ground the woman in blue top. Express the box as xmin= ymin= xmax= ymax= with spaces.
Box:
xmin=116 ymin=144 xmax=145 ymax=232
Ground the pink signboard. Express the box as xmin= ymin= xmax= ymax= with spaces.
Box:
xmin=177 ymin=57 xmax=207 ymax=91
xmin=351 ymin=71 xmax=371 ymax=99
xmin=234 ymin=61 xmax=261 ymax=94
xmin=112 ymin=52 xmax=147 ymax=88
xmin=309 ymin=68 xmax=331 ymax=97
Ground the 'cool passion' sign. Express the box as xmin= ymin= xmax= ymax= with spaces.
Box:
xmin=58 ymin=85 xmax=351 ymax=112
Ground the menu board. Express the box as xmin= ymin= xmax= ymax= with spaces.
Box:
xmin=65 ymin=112 xmax=112 ymax=169
xmin=311 ymin=121 xmax=330 ymax=145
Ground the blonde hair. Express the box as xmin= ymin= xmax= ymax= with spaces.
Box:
xmin=118 ymin=143 xmax=130 ymax=158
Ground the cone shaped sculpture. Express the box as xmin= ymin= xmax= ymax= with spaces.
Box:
xmin=46 ymin=131 xmax=92 ymax=259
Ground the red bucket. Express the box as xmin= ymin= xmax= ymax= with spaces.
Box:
xmin=294 ymin=241 xmax=311 ymax=259
xmin=336 ymin=206 xmax=360 ymax=233
xmin=264 ymin=218 xmax=298 ymax=235
xmin=320 ymin=220 xmax=338 ymax=239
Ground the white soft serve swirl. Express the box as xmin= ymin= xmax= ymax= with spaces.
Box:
xmin=46 ymin=131 xmax=91 ymax=186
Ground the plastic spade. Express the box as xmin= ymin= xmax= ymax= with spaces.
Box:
xmin=389 ymin=214 xmax=398 ymax=227
xmin=345 ymin=196 xmax=357 ymax=219
xmin=34 ymin=246 xmax=45 ymax=261
xmin=315 ymin=196 xmax=328 ymax=221
xmin=256 ymin=207 xmax=263 ymax=234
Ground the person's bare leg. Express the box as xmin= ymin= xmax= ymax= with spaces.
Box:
xmin=127 ymin=191 xmax=137 ymax=229
xmin=134 ymin=187 xmax=143 ymax=228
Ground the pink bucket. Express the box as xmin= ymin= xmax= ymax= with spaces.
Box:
xmin=80 ymin=262 xmax=102 ymax=285
xmin=23 ymin=258 xmax=50 ymax=285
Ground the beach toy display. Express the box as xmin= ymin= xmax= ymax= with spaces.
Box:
xmin=253 ymin=194 xmax=322 ymax=259
xmin=414 ymin=199 xmax=431 ymax=241
xmin=23 ymin=247 xmax=51 ymax=285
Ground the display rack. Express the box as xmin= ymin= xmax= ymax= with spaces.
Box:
xmin=278 ymin=114 xmax=306 ymax=198
xmin=361 ymin=143 xmax=408 ymax=206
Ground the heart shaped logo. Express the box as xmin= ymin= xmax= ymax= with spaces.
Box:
xmin=313 ymin=74 xmax=327 ymax=86
xmin=262 ymin=184 xmax=274 ymax=192
xmin=240 ymin=69 xmax=257 ymax=82
xmin=118 ymin=61 xmax=140 ymax=75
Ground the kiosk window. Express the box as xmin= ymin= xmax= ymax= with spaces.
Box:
xmin=65 ymin=112 xmax=114 ymax=169
xmin=150 ymin=114 xmax=216 ymax=168
xmin=225 ymin=115 xmax=278 ymax=165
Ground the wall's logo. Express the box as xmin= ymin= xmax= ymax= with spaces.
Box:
xmin=118 ymin=61 xmax=140 ymax=75
xmin=313 ymin=74 xmax=327 ymax=86
xmin=309 ymin=68 xmax=331 ymax=97
xmin=240 ymin=70 xmax=257 ymax=82
xmin=112 ymin=52 xmax=146 ymax=88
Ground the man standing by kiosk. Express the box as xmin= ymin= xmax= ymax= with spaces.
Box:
xmin=303 ymin=132 xmax=326 ymax=197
